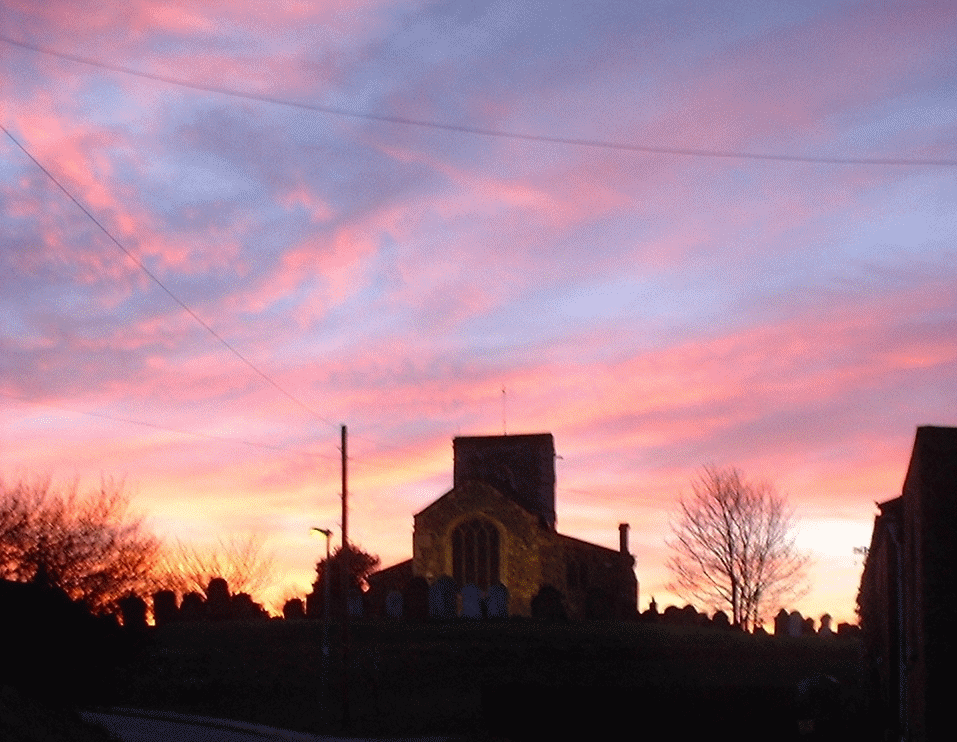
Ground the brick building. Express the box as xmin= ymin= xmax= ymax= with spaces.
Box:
xmin=858 ymin=426 xmax=957 ymax=740
xmin=368 ymin=433 xmax=638 ymax=619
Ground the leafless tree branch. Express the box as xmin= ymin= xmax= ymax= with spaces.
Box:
xmin=665 ymin=465 xmax=811 ymax=631
xmin=153 ymin=533 xmax=276 ymax=603
xmin=0 ymin=475 xmax=160 ymax=614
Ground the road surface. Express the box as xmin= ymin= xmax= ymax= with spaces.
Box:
xmin=81 ymin=708 xmax=447 ymax=742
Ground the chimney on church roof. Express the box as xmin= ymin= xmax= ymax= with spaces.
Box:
xmin=619 ymin=523 xmax=630 ymax=555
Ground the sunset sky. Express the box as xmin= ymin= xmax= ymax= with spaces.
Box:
xmin=2 ymin=1 xmax=956 ymax=625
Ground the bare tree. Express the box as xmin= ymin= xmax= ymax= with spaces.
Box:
xmin=665 ymin=465 xmax=811 ymax=631
xmin=153 ymin=533 xmax=276 ymax=603
xmin=0 ymin=475 xmax=160 ymax=615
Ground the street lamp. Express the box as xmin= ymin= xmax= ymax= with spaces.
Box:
xmin=311 ymin=527 xmax=334 ymax=722
xmin=310 ymin=527 xmax=333 ymax=657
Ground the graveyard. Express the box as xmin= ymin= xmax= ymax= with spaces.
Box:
xmin=102 ymin=615 xmax=869 ymax=740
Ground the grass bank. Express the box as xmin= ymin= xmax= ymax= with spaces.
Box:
xmin=111 ymin=618 xmax=868 ymax=739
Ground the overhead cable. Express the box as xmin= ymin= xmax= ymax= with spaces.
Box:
xmin=0 ymin=390 xmax=336 ymax=456
xmin=3 ymin=35 xmax=955 ymax=167
xmin=0 ymin=122 xmax=337 ymax=429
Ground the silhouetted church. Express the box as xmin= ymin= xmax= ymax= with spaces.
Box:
xmin=368 ymin=433 xmax=638 ymax=618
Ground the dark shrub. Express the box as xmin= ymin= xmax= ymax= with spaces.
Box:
xmin=0 ymin=579 xmax=126 ymax=705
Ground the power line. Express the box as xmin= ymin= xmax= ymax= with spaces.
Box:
xmin=3 ymin=34 xmax=955 ymax=167
xmin=0 ymin=389 xmax=337 ymax=456
xmin=0 ymin=122 xmax=337 ymax=429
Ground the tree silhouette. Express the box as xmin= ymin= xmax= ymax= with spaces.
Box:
xmin=153 ymin=533 xmax=276 ymax=605
xmin=665 ymin=465 xmax=810 ymax=631
xmin=0 ymin=475 xmax=159 ymax=615
xmin=307 ymin=543 xmax=380 ymax=617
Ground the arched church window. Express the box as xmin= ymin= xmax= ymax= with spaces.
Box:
xmin=452 ymin=518 xmax=500 ymax=590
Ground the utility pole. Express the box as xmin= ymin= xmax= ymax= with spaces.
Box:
xmin=339 ymin=424 xmax=351 ymax=729
xmin=341 ymin=424 xmax=348 ymax=554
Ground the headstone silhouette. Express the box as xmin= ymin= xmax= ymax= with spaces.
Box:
xmin=819 ymin=613 xmax=834 ymax=635
xmin=461 ymin=584 xmax=482 ymax=618
xmin=283 ymin=598 xmax=306 ymax=620
xmin=682 ymin=604 xmax=704 ymax=625
xmin=232 ymin=592 xmax=267 ymax=620
xmin=206 ymin=578 xmax=231 ymax=620
xmin=180 ymin=591 xmax=206 ymax=621
xmin=774 ymin=608 xmax=790 ymax=636
xmin=485 ymin=583 xmax=509 ymax=619
xmin=662 ymin=605 xmax=682 ymax=624
xmin=153 ymin=590 xmax=179 ymax=626
xmin=788 ymin=610 xmax=804 ymax=637
xmin=118 ymin=593 xmax=147 ymax=631
xmin=711 ymin=610 xmax=731 ymax=630
xmin=429 ymin=577 xmax=457 ymax=619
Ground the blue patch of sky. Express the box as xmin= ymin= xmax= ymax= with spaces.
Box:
xmin=700 ymin=171 xmax=957 ymax=326
xmin=828 ymin=172 xmax=956 ymax=263
xmin=452 ymin=263 xmax=736 ymax=362
xmin=0 ymin=308 xmax=39 ymax=346
xmin=829 ymin=89 xmax=957 ymax=157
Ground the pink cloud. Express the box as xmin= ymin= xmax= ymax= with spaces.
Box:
xmin=629 ymin=3 xmax=957 ymax=156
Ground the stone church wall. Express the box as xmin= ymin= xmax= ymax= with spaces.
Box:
xmin=414 ymin=480 xmax=554 ymax=616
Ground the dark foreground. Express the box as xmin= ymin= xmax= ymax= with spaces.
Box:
xmin=92 ymin=618 xmax=872 ymax=740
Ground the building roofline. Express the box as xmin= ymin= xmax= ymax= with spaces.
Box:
xmin=556 ymin=532 xmax=623 ymax=556
xmin=453 ymin=432 xmax=553 ymax=443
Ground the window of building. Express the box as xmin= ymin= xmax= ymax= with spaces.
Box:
xmin=452 ymin=518 xmax=500 ymax=590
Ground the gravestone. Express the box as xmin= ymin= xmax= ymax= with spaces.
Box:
xmin=788 ymin=610 xmax=804 ymax=637
xmin=429 ymin=576 xmax=457 ymax=619
xmin=689 ymin=606 xmax=709 ymax=626
xmin=118 ymin=593 xmax=147 ymax=631
xmin=837 ymin=622 xmax=860 ymax=638
xmin=385 ymin=590 xmax=403 ymax=619
xmin=232 ymin=592 xmax=268 ymax=620
xmin=662 ymin=605 xmax=682 ymax=624
xmin=206 ymin=578 xmax=231 ymax=620
xmin=774 ymin=608 xmax=790 ymax=636
xmin=283 ymin=598 xmax=306 ymax=620
xmin=153 ymin=590 xmax=179 ymax=626
xmin=711 ymin=610 xmax=730 ymax=630
xmin=485 ymin=583 xmax=509 ymax=619
xmin=461 ymin=584 xmax=482 ymax=618
xmin=180 ymin=591 xmax=206 ymax=621
xmin=819 ymin=613 xmax=834 ymax=636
